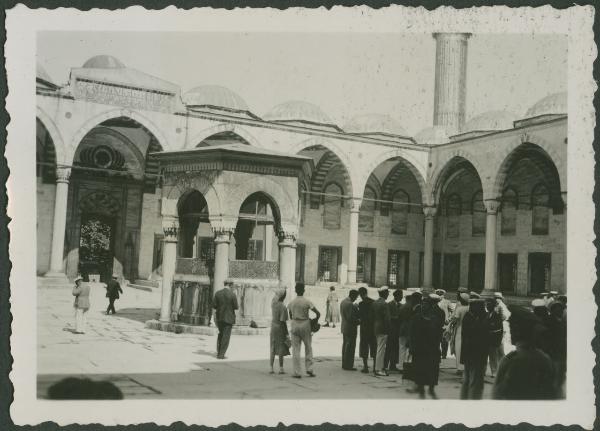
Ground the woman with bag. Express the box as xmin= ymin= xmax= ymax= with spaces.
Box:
xmin=270 ymin=289 xmax=290 ymax=374
xmin=72 ymin=275 xmax=91 ymax=334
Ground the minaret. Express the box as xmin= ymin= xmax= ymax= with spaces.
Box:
xmin=432 ymin=33 xmax=471 ymax=135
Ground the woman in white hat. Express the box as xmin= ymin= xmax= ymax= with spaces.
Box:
xmin=72 ymin=275 xmax=91 ymax=334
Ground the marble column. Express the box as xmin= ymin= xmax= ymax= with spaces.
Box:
xmin=212 ymin=227 xmax=234 ymax=294
xmin=346 ymin=198 xmax=362 ymax=284
xmin=432 ymin=33 xmax=471 ymax=135
xmin=45 ymin=167 xmax=71 ymax=279
xmin=159 ymin=219 xmax=179 ymax=322
xmin=422 ymin=205 xmax=437 ymax=288
xmin=483 ymin=200 xmax=501 ymax=293
xmin=278 ymin=231 xmax=297 ymax=290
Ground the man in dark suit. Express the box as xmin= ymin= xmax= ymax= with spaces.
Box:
xmin=358 ymin=287 xmax=376 ymax=374
xmin=372 ymin=286 xmax=392 ymax=376
xmin=213 ymin=279 xmax=239 ymax=359
xmin=340 ymin=289 xmax=360 ymax=370
xmin=105 ymin=274 xmax=123 ymax=315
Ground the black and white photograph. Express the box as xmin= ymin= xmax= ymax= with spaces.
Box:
xmin=5 ymin=4 xmax=596 ymax=428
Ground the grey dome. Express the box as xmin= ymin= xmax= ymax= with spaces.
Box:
xmin=264 ymin=101 xmax=331 ymax=124
xmin=464 ymin=110 xmax=517 ymax=132
xmin=525 ymin=92 xmax=567 ymax=117
xmin=183 ymin=85 xmax=249 ymax=111
xmin=82 ymin=55 xmax=126 ymax=69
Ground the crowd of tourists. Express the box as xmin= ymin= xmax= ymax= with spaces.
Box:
xmin=267 ymin=283 xmax=567 ymax=400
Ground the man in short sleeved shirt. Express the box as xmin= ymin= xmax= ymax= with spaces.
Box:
xmin=287 ymin=283 xmax=321 ymax=378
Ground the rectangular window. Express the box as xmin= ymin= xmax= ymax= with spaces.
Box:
xmin=388 ymin=250 xmax=409 ymax=289
xmin=498 ymin=253 xmax=518 ymax=293
xmin=467 ymin=253 xmax=485 ymax=292
xmin=295 ymin=243 xmax=306 ymax=283
xmin=198 ymin=237 xmax=215 ymax=261
xmin=529 ymin=252 xmax=551 ymax=294
xmin=357 ymin=247 xmax=376 ymax=285
xmin=247 ymin=239 xmax=264 ymax=261
xmin=318 ymin=246 xmax=341 ymax=282
xmin=442 ymin=253 xmax=460 ymax=291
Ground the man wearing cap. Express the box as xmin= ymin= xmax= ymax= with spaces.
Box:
xmin=531 ymin=298 xmax=552 ymax=356
xmin=384 ymin=289 xmax=403 ymax=372
xmin=460 ymin=298 xmax=490 ymax=399
xmin=449 ymin=292 xmax=470 ymax=373
xmin=288 ymin=283 xmax=321 ymax=378
xmin=105 ymin=274 xmax=123 ymax=315
xmin=340 ymin=289 xmax=360 ymax=371
xmin=407 ymin=294 xmax=444 ymax=398
xmin=397 ymin=290 xmax=418 ymax=373
xmin=72 ymin=276 xmax=91 ymax=334
xmin=213 ymin=279 xmax=239 ymax=359
xmin=493 ymin=306 xmax=558 ymax=399
xmin=358 ymin=287 xmax=376 ymax=374
xmin=372 ymin=286 xmax=392 ymax=376
xmin=436 ymin=289 xmax=451 ymax=359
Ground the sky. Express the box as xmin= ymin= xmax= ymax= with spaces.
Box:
xmin=38 ymin=32 xmax=567 ymax=136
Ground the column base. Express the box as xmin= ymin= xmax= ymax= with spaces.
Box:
xmin=38 ymin=272 xmax=70 ymax=288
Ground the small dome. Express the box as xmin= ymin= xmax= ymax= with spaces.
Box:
xmin=82 ymin=55 xmax=126 ymax=69
xmin=36 ymin=61 xmax=54 ymax=83
xmin=464 ymin=110 xmax=517 ymax=132
xmin=343 ymin=114 xmax=407 ymax=136
xmin=525 ymin=92 xmax=567 ymax=117
xmin=183 ymin=85 xmax=249 ymax=111
xmin=415 ymin=126 xmax=449 ymax=146
xmin=264 ymin=101 xmax=331 ymax=124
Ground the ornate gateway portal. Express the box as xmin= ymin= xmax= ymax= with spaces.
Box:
xmin=153 ymin=144 xmax=312 ymax=327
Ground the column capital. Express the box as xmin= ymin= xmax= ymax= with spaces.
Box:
xmin=485 ymin=199 xmax=501 ymax=214
xmin=349 ymin=197 xmax=362 ymax=213
xmin=56 ymin=167 xmax=71 ymax=183
xmin=277 ymin=230 xmax=297 ymax=246
xmin=162 ymin=217 xmax=179 ymax=242
xmin=423 ymin=205 xmax=437 ymax=219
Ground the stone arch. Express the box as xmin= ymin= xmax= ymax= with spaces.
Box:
xmin=357 ymin=149 xmax=428 ymax=206
xmin=79 ymin=191 xmax=121 ymax=217
xmin=309 ymin=152 xmax=352 ymax=208
xmin=491 ymin=134 xmax=565 ymax=201
xmin=68 ymin=108 xmax=170 ymax=163
xmin=227 ymin=175 xmax=298 ymax=231
xmin=36 ymin=106 xmax=67 ymax=164
xmin=186 ymin=123 xmax=261 ymax=148
xmin=365 ymin=174 xmax=383 ymax=202
xmin=164 ymin=173 xmax=222 ymax=220
xmin=291 ymin=137 xmax=355 ymax=197
xmin=428 ymin=149 xmax=486 ymax=205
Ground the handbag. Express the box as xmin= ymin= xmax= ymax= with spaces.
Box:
xmin=310 ymin=318 xmax=321 ymax=333
xmin=402 ymin=354 xmax=414 ymax=381
xmin=284 ymin=335 xmax=292 ymax=349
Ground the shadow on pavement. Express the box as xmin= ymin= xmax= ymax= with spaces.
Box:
xmin=37 ymin=355 xmax=488 ymax=400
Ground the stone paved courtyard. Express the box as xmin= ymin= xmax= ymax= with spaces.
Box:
xmin=37 ymin=283 xmax=494 ymax=400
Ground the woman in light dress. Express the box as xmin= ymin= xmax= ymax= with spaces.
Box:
xmin=324 ymin=286 xmax=340 ymax=328
xmin=269 ymin=289 xmax=290 ymax=374
xmin=449 ymin=292 xmax=470 ymax=374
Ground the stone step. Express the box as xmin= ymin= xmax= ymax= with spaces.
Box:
xmin=145 ymin=319 xmax=269 ymax=336
xmin=127 ymin=283 xmax=155 ymax=292
xmin=37 ymin=276 xmax=71 ymax=289
xmin=132 ymin=279 xmax=160 ymax=288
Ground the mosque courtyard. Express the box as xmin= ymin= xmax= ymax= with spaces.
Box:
xmin=37 ymin=283 xmax=494 ymax=400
